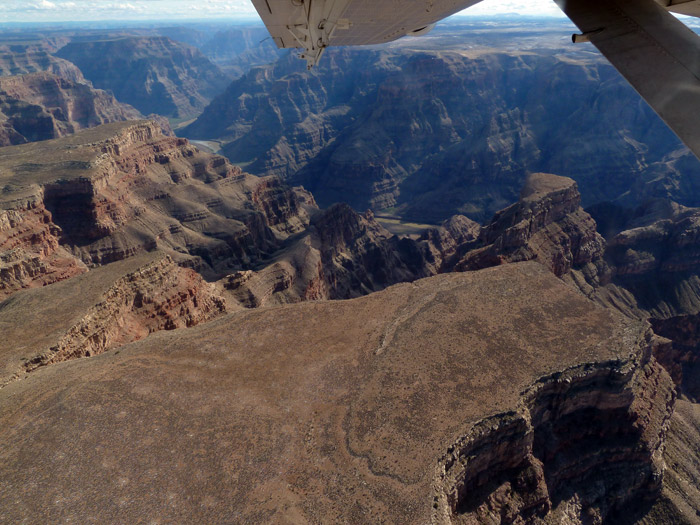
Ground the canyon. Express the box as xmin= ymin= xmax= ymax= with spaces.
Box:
xmin=0 ymin=18 xmax=699 ymax=524
xmin=0 ymin=121 xmax=698 ymax=523
xmin=182 ymin=24 xmax=700 ymax=223
xmin=55 ymin=36 xmax=231 ymax=119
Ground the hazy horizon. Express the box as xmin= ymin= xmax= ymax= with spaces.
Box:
xmin=3 ymin=0 xmax=567 ymax=23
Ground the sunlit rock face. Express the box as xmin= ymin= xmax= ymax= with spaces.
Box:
xmin=0 ymin=120 xmax=313 ymax=293
xmin=182 ymin=41 xmax=700 ymax=223
xmin=55 ymin=36 xmax=230 ymax=119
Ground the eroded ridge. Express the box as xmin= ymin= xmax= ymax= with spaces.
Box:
xmin=433 ymin=334 xmax=675 ymax=524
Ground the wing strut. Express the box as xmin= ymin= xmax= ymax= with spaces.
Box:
xmin=555 ymin=0 xmax=700 ymax=159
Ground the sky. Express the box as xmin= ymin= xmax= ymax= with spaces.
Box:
xmin=0 ymin=0 xmax=567 ymax=23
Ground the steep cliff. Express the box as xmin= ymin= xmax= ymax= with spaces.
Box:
xmin=55 ymin=37 xmax=230 ymax=118
xmin=181 ymin=32 xmax=700 ymax=222
xmin=456 ymin=173 xmax=608 ymax=283
xmin=600 ymin=201 xmax=700 ymax=318
xmin=0 ymin=197 xmax=87 ymax=300
xmin=0 ymin=71 xmax=142 ymax=146
xmin=0 ymin=120 xmax=313 ymax=295
xmin=0 ymin=252 xmax=225 ymax=388
xmin=434 ymin=334 xmax=673 ymax=524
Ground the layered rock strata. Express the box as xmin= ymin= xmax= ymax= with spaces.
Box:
xmin=0 ymin=252 xmax=225 ymax=388
xmin=222 ymin=203 xmax=479 ymax=307
xmin=182 ymin=42 xmax=700 ymax=221
xmin=0 ymin=201 xmax=87 ymax=300
xmin=0 ymin=120 xmax=312 ymax=293
xmin=456 ymin=173 xmax=608 ymax=283
xmin=434 ymin=334 xmax=674 ymax=523
xmin=0 ymin=42 xmax=84 ymax=81
xmin=55 ymin=37 xmax=231 ymax=118
xmin=0 ymin=71 xmax=142 ymax=146
xmin=0 ymin=262 xmax=674 ymax=523
xmin=601 ymin=200 xmax=700 ymax=318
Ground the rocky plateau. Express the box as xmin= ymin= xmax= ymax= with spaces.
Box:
xmin=0 ymin=262 xmax=678 ymax=524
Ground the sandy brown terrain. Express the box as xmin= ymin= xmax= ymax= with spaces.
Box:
xmin=0 ymin=262 xmax=673 ymax=523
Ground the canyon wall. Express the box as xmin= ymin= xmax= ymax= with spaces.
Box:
xmin=0 ymin=71 xmax=142 ymax=146
xmin=182 ymin=40 xmax=700 ymax=222
xmin=0 ymin=120 xmax=312 ymax=294
xmin=55 ymin=36 xmax=231 ymax=118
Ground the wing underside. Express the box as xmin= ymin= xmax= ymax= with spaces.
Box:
xmin=557 ymin=0 xmax=700 ymax=159
xmin=250 ymin=0 xmax=480 ymax=67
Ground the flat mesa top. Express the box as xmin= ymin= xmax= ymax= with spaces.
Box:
xmin=0 ymin=262 xmax=645 ymax=523
xmin=0 ymin=120 xmax=153 ymax=191
xmin=520 ymin=172 xmax=576 ymax=201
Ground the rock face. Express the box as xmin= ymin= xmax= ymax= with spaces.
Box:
xmin=435 ymin=334 xmax=673 ymax=524
xmin=181 ymin=35 xmax=700 ymax=222
xmin=0 ymin=120 xmax=313 ymax=294
xmin=0 ymin=71 xmax=142 ymax=146
xmin=455 ymin=173 xmax=608 ymax=281
xmin=0 ymin=42 xmax=85 ymax=82
xmin=223 ymin=203 xmax=453 ymax=307
xmin=55 ymin=37 xmax=231 ymax=118
xmin=0 ymin=201 xmax=87 ymax=300
xmin=600 ymin=200 xmax=700 ymax=318
xmin=0 ymin=252 xmax=225 ymax=388
xmin=181 ymin=48 xmax=401 ymax=177
xmin=221 ymin=172 xmax=608 ymax=308
xmin=0 ymin=262 xmax=675 ymax=524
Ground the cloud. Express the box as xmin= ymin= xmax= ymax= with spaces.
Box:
xmin=34 ymin=0 xmax=57 ymax=8
xmin=0 ymin=0 xmax=257 ymax=21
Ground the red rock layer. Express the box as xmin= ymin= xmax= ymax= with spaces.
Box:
xmin=0 ymin=201 xmax=85 ymax=300
xmin=24 ymin=255 xmax=226 ymax=372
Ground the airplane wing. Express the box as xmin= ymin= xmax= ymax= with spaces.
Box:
xmin=557 ymin=0 xmax=700 ymax=160
xmin=250 ymin=0 xmax=481 ymax=68
xmin=252 ymin=0 xmax=700 ymax=160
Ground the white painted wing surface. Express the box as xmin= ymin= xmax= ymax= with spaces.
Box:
xmin=250 ymin=0 xmax=480 ymax=67
xmin=557 ymin=0 xmax=700 ymax=159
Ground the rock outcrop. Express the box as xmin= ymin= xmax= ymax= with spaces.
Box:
xmin=0 ymin=252 xmax=225 ymax=388
xmin=0 ymin=120 xmax=312 ymax=291
xmin=0 ymin=71 xmax=142 ymax=146
xmin=455 ymin=173 xmax=608 ymax=281
xmin=0 ymin=262 xmax=675 ymax=524
xmin=0 ymin=200 xmax=87 ymax=300
xmin=55 ymin=37 xmax=231 ymax=118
